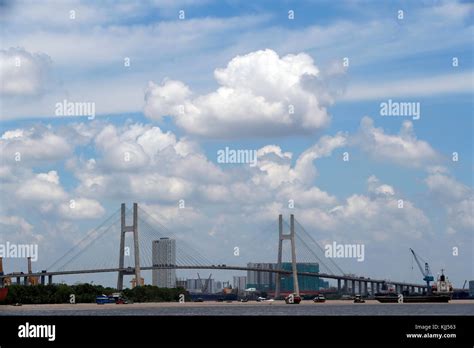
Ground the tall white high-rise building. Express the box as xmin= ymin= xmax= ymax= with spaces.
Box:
xmin=152 ymin=238 xmax=176 ymax=288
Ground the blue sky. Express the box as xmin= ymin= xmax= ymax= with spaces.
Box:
xmin=0 ymin=0 xmax=473 ymax=287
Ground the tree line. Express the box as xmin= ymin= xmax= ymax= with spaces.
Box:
xmin=1 ymin=284 xmax=189 ymax=304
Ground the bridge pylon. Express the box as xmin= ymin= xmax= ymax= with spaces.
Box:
xmin=274 ymin=214 xmax=299 ymax=298
xmin=117 ymin=203 xmax=141 ymax=290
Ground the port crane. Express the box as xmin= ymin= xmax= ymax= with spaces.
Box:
xmin=410 ymin=248 xmax=434 ymax=292
xmin=197 ymin=273 xmax=212 ymax=293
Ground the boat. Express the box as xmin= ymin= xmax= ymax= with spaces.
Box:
xmin=0 ymin=287 xmax=8 ymax=302
xmin=375 ymin=270 xmax=453 ymax=303
xmin=285 ymin=294 xmax=302 ymax=304
xmin=115 ymin=296 xmax=129 ymax=304
xmin=96 ymin=294 xmax=119 ymax=305
xmin=353 ymin=294 xmax=365 ymax=303
xmin=313 ymin=294 xmax=326 ymax=303
xmin=96 ymin=295 xmax=111 ymax=304
xmin=375 ymin=293 xmax=451 ymax=303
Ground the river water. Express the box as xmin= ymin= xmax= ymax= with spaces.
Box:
xmin=1 ymin=301 xmax=473 ymax=316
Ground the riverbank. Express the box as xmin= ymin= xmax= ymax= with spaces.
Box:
xmin=1 ymin=299 xmax=473 ymax=316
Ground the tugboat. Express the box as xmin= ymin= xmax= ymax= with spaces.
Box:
xmin=313 ymin=294 xmax=326 ymax=303
xmin=353 ymin=294 xmax=365 ymax=303
xmin=285 ymin=293 xmax=302 ymax=304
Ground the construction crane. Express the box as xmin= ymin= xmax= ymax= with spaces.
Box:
xmin=197 ymin=273 xmax=212 ymax=293
xmin=410 ymin=248 xmax=434 ymax=292
xmin=462 ymin=280 xmax=467 ymax=289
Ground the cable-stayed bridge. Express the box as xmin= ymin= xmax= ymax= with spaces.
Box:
xmin=0 ymin=203 xmax=428 ymax=296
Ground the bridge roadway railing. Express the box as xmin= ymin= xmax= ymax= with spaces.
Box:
xmin=0 ymin=264 xmax=427 ymax=289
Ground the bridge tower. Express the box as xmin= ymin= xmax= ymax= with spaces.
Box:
xmin=117 ymin=203 xmax=141 ymax=290
xmin=274 ymin=214 xmax=300 ymax=298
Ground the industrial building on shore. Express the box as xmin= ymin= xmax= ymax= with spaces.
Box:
xmin=246 ymin=262 xmax=329 ymax=293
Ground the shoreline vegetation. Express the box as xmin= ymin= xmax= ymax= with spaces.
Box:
xmin=1 ymin=284 xmax=190 ymax=305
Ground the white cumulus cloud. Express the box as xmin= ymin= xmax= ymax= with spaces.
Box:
xmin=0 ymin=215 xmax=43 ymax=244
xmin=59 ymin=198 xmax=106 ymax=220
xmin=16 ymin=170 xmax=67 ymax=201
xmin=0 ymin=126 xmax=72 ymax=163
xmin=317 ymin=176 xmax=429 ymax=241
xmin=354 ymin=116 xmax=440 ymax=167
xmin=0 ymin=47 xmax=52 ymax=96
xmin=425 ymin=171 xmax=473 ymax=234
xmin=144 ymin=49 xmax=333 ymax=137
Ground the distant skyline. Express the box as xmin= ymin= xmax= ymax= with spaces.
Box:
xmin=0 ymin=0 xmax=473 ymax=287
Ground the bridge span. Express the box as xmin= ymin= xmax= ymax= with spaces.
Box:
xmin=0 ymin=264 xmax=428 ymax=295
xmin=0 ymin=204 xmax=433 ymax=296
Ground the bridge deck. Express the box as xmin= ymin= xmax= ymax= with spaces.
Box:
xmin=0 ymin=265 xmax=426 ymax=288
